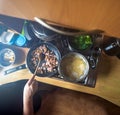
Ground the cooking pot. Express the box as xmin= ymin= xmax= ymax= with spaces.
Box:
xmin=26 ymin=42 xmax=61 ymax=77
xmin=58 ymin=52 xmax=89 ymax=82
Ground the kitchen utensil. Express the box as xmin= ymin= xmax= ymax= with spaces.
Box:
xmin=3 ymin=64 xmax=26 ymax=75
xmin=58 ymin=52 xmax=89 ymax=82
xmin=30 ymin=21 xmax=58 ymax=41
xmin=34 ymin=17 xmax=104 ymax=36
xmin=28 ymin=55 xmax=41 ymax=85
xmin=33 ymin=55 xmax=41 ymax=75
xmin=32 ymin=53 xmax=45 ymax=76
xmin=26 ymin=42 xmax=61 ymax=77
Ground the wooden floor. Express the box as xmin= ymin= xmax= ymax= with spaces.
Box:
xmin=35 ymin=88 xmax=120 ymax=115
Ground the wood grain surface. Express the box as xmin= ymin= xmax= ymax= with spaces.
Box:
xmin=0 ymin=0 xmax=120 ymax=106
xmin=0 ymin=0 xmax=120 ymax=38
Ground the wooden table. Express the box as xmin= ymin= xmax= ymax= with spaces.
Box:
xmin=0 ymin=0 xmax=120 ymax=106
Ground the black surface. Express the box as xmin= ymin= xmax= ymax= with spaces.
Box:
xmin=0 ymin=14 xmax=24 ymax=32
xmin=0 ymin=80 xmax=41 ymax=115
xmin=0 ymin=14 xmax=102 ymax=87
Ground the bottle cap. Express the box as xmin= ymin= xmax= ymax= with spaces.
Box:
xmin=14 ymin=34 xmax=26 ymax=46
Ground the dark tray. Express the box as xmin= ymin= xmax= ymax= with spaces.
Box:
xmin=0 ymin=14 xmax=103 ymax=87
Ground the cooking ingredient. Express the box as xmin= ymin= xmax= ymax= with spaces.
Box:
xmin=60 ymin=54 xmax=86 ymax=80
xmin=70 ymin=35 xmax=93 ymax=50
xmin=0 ymin=48 xmax=15 ymax=67
xmin=4 ymin=50 xmax=15 ymax=63
xmin=31 ymin=44 xmax=58 ymax=74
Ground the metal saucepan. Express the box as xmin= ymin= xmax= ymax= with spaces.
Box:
xmin=26 ymin=42 xmax=61 ymax=77
xmin=58 ymin=52 xmax=89 ymax=82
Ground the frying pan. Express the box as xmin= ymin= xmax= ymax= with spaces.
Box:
xmin=26 ymin=42 xmax=61 ymax=77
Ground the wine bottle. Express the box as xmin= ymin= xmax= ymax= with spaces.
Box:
xmin=102 ymin=36 xmax=120 ymax=59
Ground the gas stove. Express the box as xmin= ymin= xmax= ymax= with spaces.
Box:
xmin=0 ymin=14 xmax=103 ymax=87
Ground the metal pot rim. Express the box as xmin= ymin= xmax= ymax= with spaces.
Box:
xmin=58 ymin=52 xmax=89 ymax=82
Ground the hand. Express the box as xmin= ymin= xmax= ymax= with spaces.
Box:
xmin=23 ymin=75 xmax=38 ymax=115
xmin=23 ymin=75 xmax=38 ymax=100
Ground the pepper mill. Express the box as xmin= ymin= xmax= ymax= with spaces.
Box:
xmin=102 ymin=36 xmax=120 ymax=59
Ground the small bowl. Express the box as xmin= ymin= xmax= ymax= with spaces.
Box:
xmin=0 ymin=48 xmax=15 ymax=67
xmin=58 ymin=52 xmax=89 ymax=82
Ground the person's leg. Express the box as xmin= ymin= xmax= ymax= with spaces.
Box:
xmin=0 ymin=80 xmax=41 ymax=115
xmin=33 ymin=91 xmax=42 ymax=113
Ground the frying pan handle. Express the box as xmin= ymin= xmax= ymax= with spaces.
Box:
xmin=3 ymin=64 xmax=27 ymax=75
